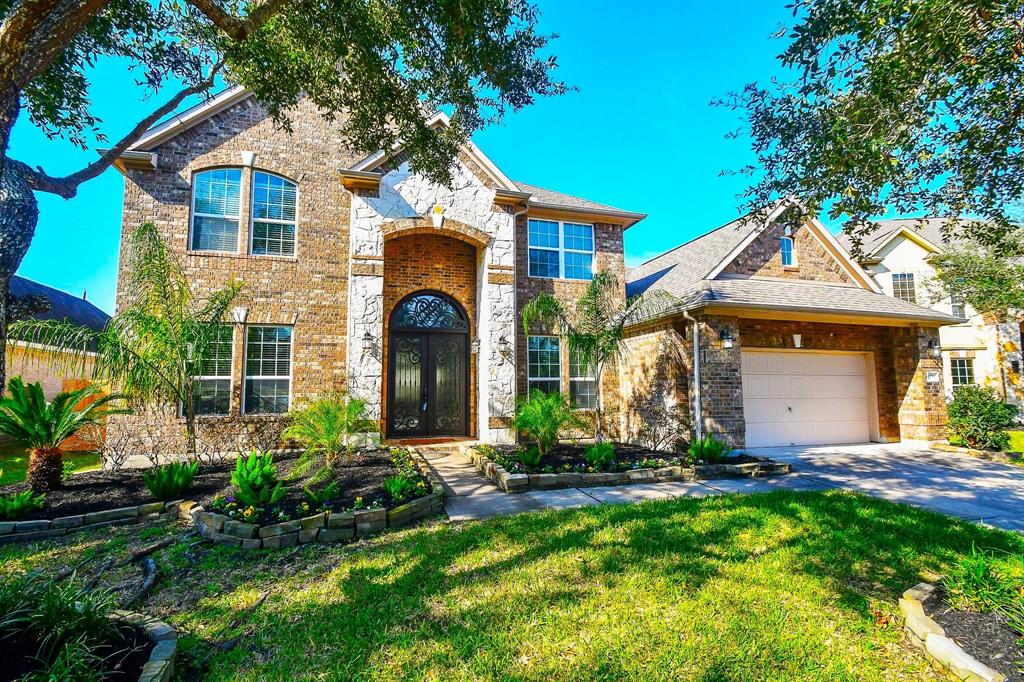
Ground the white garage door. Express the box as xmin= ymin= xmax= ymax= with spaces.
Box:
xmin=741 ymin=351 xmax=871 ymax=448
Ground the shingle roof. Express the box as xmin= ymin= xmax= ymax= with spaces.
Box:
xmin=835 ymin=217 xmax=971 ymax=256
xmin=10 ymin=276 xmax=110 ymax=332
xmin=626 ymin=211 xmax=958 ymax=325
xmin=515 ymin=181 xmax=645 ymax=218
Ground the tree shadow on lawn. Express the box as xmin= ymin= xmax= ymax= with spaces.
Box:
xmin=161 ymin=490 xmax=1021 ymax=679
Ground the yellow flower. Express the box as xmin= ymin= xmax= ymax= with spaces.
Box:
xmin=243 ymin=506 xmax=255 ymax=518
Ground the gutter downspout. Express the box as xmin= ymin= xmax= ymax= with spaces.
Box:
xmin=682 ymin=310 xmax=702 ymax=441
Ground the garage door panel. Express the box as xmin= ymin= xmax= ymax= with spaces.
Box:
xmin=742 ymin=350 xmax=871 ymax=448
xmin=743 ymin=374 xmax=868 ymax=400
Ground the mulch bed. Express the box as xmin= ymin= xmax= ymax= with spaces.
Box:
xmin=486 ymin=442 xmax=759 ymax=474
xmin=0 ymin=449 xmax=428 ymax=524
xmin=1 ymin=623 xmax=152 ymax=681
xmin=926 ymin=591 xmax=1024 ymax=681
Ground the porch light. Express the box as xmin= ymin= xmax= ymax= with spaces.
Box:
xmin=720 ymin=329 xmax=734 ymax=349
xmin=231 ymin=306 xmax=248 ymax=325
xmin=497 ymin=335 xmax=513 ymax=360
xmin=792 ymin=333 xmax=802 ymax=348
xmin=470 ymin=337 xmax=481 ymax=354
xmin=361 ymin=329 xmax=376 ymax=355
xmin=928 ymin=339 xmax=941 ymax=357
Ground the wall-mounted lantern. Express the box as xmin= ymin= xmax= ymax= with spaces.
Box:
xmin=720 ymin=329 xmax=735 ymax=349
xmin=470 ymin=337 xmax=481 ymax=354
xmin=497 ymin=335 xmax=513 ymax=361
xmin=361 ymin=329 xmax=376 ymax=355
xmin=792 ymin=333 xmax=802 ymax=348
xmin=928 ymin=339 xmax=941 ymax=357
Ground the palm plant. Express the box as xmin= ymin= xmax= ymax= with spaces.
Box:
xmin=282 ymin=395 xmax=378 ymax=484
xmin=0 ymin=378 xmax=129 ymax=493
xmin=9 ymin=223 xmax=242 ymax=459
xmin=521 ymin=271 xmax=676 ymax=443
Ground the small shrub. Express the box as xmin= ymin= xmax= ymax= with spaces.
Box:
xmin=947 ymin=385 xmax=1019 ymax=451
xmin=0 ymin=489 xmax=45 ymax=519
xmin=231 ymin=451 xmax=286 ymax=508
xmin=584 ymin=442 xmax=615 ymax=470
xmin=635 ymin=403 xmax=692 ymax=452
xmin=303 ymin=480 xmax=340 ymax=507
xmin=687 ymin=434 xmax=732 ymax=464
xmin=514 ymin=389 xmax=588 ymax=456
xmin=519 ymin=446 xmax=542 ymax=468
xmin=142 ymin=460 xmax=199 ymax=500
xmin=383 ymin=475 xmax=416 ymax=502
xmin=283 ymin=395 xmax=378 ymax=483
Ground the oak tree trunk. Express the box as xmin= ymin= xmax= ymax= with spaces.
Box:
xmin=27 ymin=446 xmax=64 ymax=493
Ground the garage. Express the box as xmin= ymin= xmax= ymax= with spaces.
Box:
xmin=741 ymin=350 xmax=873 ymax=448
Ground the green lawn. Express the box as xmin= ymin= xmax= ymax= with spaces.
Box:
xmin=0 ymin=442 xmax=100 ymax=486
xmin=3 ymin=490 xmax=1022 ymax=680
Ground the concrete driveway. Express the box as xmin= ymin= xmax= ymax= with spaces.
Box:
xmin=746 ymin=443 xmax=1024 ymax=533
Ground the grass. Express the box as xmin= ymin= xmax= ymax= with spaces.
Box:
xmin=2 ymin=490 xmax=1023 ymax=681
xmin=0 ymin=442 xmax=100 ymax=486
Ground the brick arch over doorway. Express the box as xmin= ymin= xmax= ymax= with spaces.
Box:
xmin=381 ymin=232 xmax=479 ymax=439
xmin=381 ymin=217 xmax=492 ymax=250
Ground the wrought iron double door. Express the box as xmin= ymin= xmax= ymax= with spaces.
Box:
xmin=387 ymin=331 xmax=468 ymax=438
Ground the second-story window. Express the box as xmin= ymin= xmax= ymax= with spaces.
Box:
xmin=950 ymin=292 xmax=966 ymax=319
xmin=251 ymin=172 xmax=297 ymax=256
xmin=780 ymin=235 xmax=796 ymax=267
xmin=892 ymin=273 xmax=917 ymax=303
xmin=528 ymin=219 xmax=594 ymax=280
xmin=191 ymin=169 xmax=241 ymax=252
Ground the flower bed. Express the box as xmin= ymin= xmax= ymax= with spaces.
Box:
xmin=471 ymin=443 xmax=790 ymax=493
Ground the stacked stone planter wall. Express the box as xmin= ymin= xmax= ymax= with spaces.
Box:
xmin=191 ymin=448 xmax=446 ymax=550
xmin=899 ymin=582 xmax=1006 ymax=682
xmin=0 ymin=500 xmax=188 ymax=546
xmin=467 ymin=446 xmax=791 ymax=493
xmin=110 ymin=610 xmax=178 ymax=682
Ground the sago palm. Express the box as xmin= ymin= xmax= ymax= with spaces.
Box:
xmin=9 ymin=222 xmax=242 ymax=459
xmin=0 ymin=378 xmax=128 ymax=493
xmin=521 ymin=271 xmax=676 ymax=443
xmin=282 ymin=395 xmax=378 ymax=484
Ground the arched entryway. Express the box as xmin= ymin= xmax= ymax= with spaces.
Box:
xmin=386 ymin=291 xmax=470 ymax=438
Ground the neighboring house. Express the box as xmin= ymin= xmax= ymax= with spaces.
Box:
xmin=106 ymin=87 xmax=643 ymax=452
xmin=622 ymin=202 xmax=958 ymax=449
xmin=837 ymin=218 xmax=1023 ymax=406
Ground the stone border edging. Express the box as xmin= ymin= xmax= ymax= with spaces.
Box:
xmin=110 ymin=609 xmax=177 ymax=682
xmin=191 ymin=448 xmax=445 ymax=549
xmin=899 ymin=581 xmax=1006 ymax=682
xmin=0 ymin=499 xmax=189 ymax=546
xmin=466 ymin=445 xmax=791 ymax=493
xmin=930 ymin=442 xmax=1022 ymax=465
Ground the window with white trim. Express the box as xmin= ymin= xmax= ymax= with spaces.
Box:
xmin=892 ymin=273 xmax=917 ymax=303
xmin=244 ymin=325 xmax=292 ymax=414
xmin=191 ymin=169 xmax=241 ymax=252
xmin=527 ymin=219 xmax=594 ymax=280
xmin=527 ymin=336 xmax=561 ymax=394
xmin=251 ymin=171 xmax=297 ymax=256
xmin=950 ymin=358 xmax=975 ymax=388
xmin=780 ymin=235 xmax=796 ymax=267
xmin=950 ymin=292 xmax=966 ymax=319
xmin=190 ymin=325 xmax=233 ymax=416
xmin=569 ymin=347 xmax=597 ymax=409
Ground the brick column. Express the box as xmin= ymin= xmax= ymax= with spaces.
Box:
xmin=893 ymin=326 xmax=947 ymax=442
xmin=698 ymin=314 xmax=745 ymax=447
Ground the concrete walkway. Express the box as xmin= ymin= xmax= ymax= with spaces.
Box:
xmin=420 ymin=442 xmax=1024 ymax=533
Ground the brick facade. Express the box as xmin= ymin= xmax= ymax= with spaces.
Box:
xmin=722 ymin=221 xmax=855 ymax=284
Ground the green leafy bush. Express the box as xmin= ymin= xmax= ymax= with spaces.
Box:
xmin=383 ymin=475 xmax=416 ymax=502
xmin=513 ymin=389 xmax=587 ymax=456
xmin=0 ymin=573 xmax=122 ymax=680
xmin=303 ymin=480 xmax=340 ymax=507
xmin=947 ymin=385 xmax=1019 ymax=451
xmin=0 ymin=489 xmax=45 ymax=519
xmin=283 ymin=395 xmax=378 ymax=484
xmin=519 ymin=446 xmax=542 ymax=468
xmin=142 ymin=460 xmax=199 ymax=500
xmin=944 ymin=544 xmax=1024 ymax=638
xmin=687 ymin=434 xmax=733 ymax=464
xmin=231 ymin=451 xmax=286 ymax=508
xmin=584 ymin=442 xmax=615 ymax=470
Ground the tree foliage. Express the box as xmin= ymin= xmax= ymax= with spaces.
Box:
xmin=722 ymin=0 xmax=1024 ymax=249
xmin=929 ymin=238 xmax=1024 ymax=319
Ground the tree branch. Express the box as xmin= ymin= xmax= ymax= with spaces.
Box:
xmin=183 ymin=0 xmax=292 ymax=42
xmin=24 ymin=63 xmax=222 ymax=199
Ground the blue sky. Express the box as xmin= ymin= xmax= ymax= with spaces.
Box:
xmin=11 ymin=0 xmax=796 ymax=314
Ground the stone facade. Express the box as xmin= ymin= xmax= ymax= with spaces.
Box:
xmin=722 ymin=220 xmax=855 ymax=284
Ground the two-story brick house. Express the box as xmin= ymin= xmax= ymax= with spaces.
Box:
xmin=108 ymin=87 xmax=644 ymax=452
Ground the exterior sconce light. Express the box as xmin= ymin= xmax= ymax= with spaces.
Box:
xmin=792 ymin=333 xmax=802 ymax=348
xmin=231 ymin=306 xmax=248 ymax=325
xmin=470 ymin=337 xmax=481 ymax=354
xmin=720 ymin=329 xmax=734 ymax=349
xmin=431 ymin=203 xmax=445 ymax=228
xmin=361 ymin=329 xmax=376 ymax=355
xmin=928 ymin=339 xmax=941 ymax=357
xmin=497 ymin=335 xmax=513 ymax=360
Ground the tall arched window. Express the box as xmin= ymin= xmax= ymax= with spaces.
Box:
xmin=191 ymin=169 xmax=242 ymax=252
xmin=780 ymin=233 xmax=797 ymax=267
xmin=251 ymin=171 xmax=298 ymax=256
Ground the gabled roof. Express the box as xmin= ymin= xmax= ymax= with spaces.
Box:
xmin=514 ymin=182 xmax=646 ymax=222
xmin=626 ymin=203 xmax=957 ymax=326
xmin=835 ymin=217 xmax=970 ymax=258
xmin=127 ymin=86 xmax=252 ymax=152
xmin=10 ymin=276 xmax=110 ymax=332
